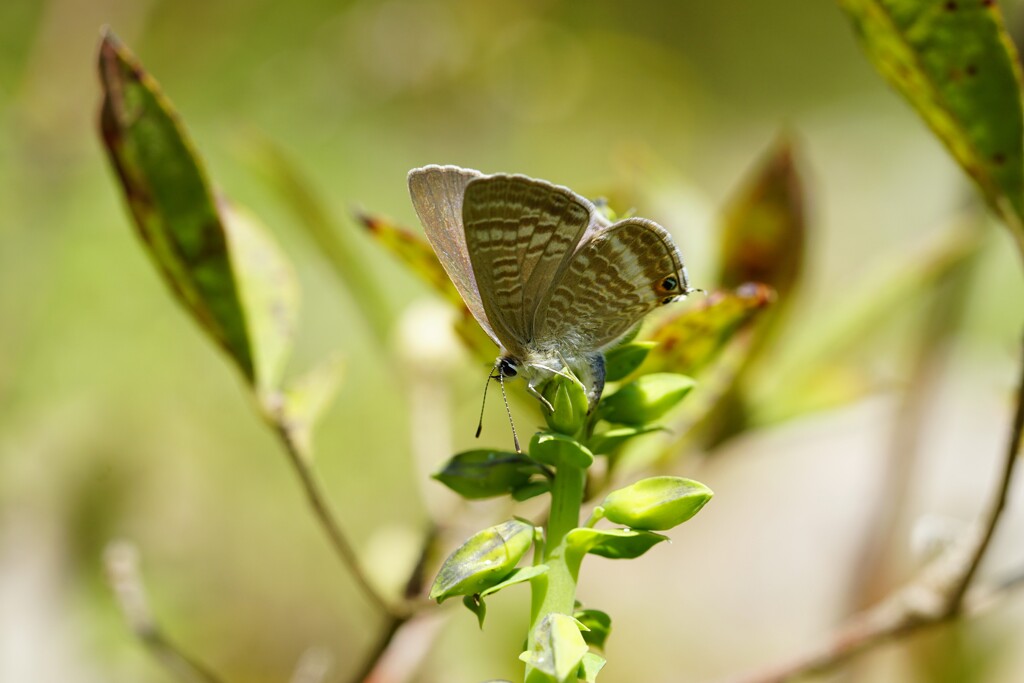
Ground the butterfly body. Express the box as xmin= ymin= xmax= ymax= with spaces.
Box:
xmin=408 ymin=165 xmax=693 ymax=410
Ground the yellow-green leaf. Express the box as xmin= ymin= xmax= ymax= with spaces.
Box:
xmin=642 ymin=284 xmax=776 ymax=377
xmin=840 ymin=0 xmax=1024 ymax=241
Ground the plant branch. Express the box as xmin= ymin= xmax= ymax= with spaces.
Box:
xmin=708 ymin=328 xmax=1024 ymax=683
xmin=943 ymin=327 xmax=1024 ymax=610
xmin=104 ymin=541 xmax=228 ymax=683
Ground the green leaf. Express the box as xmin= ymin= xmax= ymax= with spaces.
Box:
xmin=601 ymin=476 xmax=713 ymax=531
xmin=840 ymin=0 xmax=1024 ymax=241
xmin=429 ymin=519 xmax=534 ymax=603
xmin=433 ymin=450 xmax=542 ymax=500
xmin=463 ymin=594 xmax=487 ymax=629
xmin=479 ymin=564 xmax=550 ymax=599
xmin=598 ymin=374 xmax=696 ymax=426
xmin=566 ymin=527 xmax=667 ymax=560
xmin=587 ymin=425 xmax=662 ymax=457
xmin=603 ymin=341 xmax=657 ymax=383
xmin=512 ymin=480 xmax=552 ymax=501
xmin=98 ymin=32 xmax=298 ymax=392
xmin=642 ymin=284 xmax=775 ymax=377
xmin=577 ymin=652 xmax=607 ymax=682
xmin=718 ymin=136 xmax=806 ymax=302
xmin=519 ymin=613 xmax=589 ymax=682
xmin=271 ymin=354 xmax=344 ymax=462
xmin=573 ymin=609 xmax=612 ymax=650
xmin=529 ymin=432 xmax=595 ymax=469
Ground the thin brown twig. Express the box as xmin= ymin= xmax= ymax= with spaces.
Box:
xmin=104 ymin=541 xmax=228 ymax=683
xmin=708 ymin=328 xmax=1024 ymax=683
xmin=944 ymin=327 xmax=1024 ymax=611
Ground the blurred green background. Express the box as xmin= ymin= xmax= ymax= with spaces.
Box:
xmin=3 ymin=1 xmax=1024 ymax=682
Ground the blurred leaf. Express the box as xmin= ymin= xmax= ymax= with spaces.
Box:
xmin=598 ymin=374 xmax=696 ymax=426
xmin=573 ymin=609 xmax=612 ymax=650
xmin=718 ymin=135 xmax=806 ymax=301
xmin=432 ymin=449 xmax=542 ymax=500
xmin=98 ymin=31 xmax=298 ymax=392
xmin=240 ymin=135 xmax=392 ymax=342
xmin=271 ymin=354 xmax=345 ymax=462
xmin=221 ymin=203 xmax=299 ymax=394
xmin=578 ymin=652 xmax=607 ymax=682
xmin=642 ymin=284 xmax=776 ymax=377
xmin=840 ymin=0 xmax=1024 ymax=246
xmin=587 ymin=425 xmax=662 ymax=456
xmin=357 ymin=211 xmax=464 ymax=308
xmin=519 ymin=613 xmax=588 ymax=682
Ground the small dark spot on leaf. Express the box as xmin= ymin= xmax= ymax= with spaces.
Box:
xmin=944 ymin=0 xmax=957 ymax=9
xmin=993 ymin=152 xmax=1007 ymax=165
xmin=966 ymin=64 xmax=978 ymax=77
xmin=982 ymin=0 xmax=995 ymax=7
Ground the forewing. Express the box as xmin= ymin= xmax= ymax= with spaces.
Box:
xmin=534 ymin=218 xmax=686 ymax=352
xmin=462 ymin=174 xmax=592 ymax=351
xmin=408 ymin=165 xmax=496 ymax=342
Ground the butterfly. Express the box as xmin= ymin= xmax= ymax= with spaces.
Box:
xmin=408 ymin=165 xmax=695 ymax=446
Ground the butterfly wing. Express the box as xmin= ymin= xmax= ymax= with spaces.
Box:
xmin=461 ymin=174 xmax=593 ymax=354
xmin=533 ymin=217 xmax=687 ymax=354
xmin=408 ymin=165 xmax=498 ymax=342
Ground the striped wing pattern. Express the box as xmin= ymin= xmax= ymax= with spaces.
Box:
xmin=534 ymin=217 xmax=685 ymax=353
xmin=462 ymin=175 xmax=591 ymax=354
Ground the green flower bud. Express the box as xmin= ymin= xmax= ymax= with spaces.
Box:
xmin=601 ymin=476 xmax=713 ymax=531
xmin=541 ymin=372 xmax=589 ymax=436
xmin=598 ymin=373 xmax=696 ymax=426
xmin=429 ymin=519 xmax=534 ymax=602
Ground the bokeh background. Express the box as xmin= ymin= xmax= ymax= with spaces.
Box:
xmin=3 ymin=1 xmax=1024 ymax=682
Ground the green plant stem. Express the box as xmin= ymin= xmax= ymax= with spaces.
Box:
xmin=526 ymin=463 xmax=586 ymax=683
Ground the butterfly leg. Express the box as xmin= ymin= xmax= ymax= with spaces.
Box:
xmin=525 ymin=380 xmax=555 ymax=413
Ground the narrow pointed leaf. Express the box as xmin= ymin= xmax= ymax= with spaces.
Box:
xmin=98 ymin=32 xmax=298 ymax=390
xmin=573 ymin=610 xmax=612 ymax=650
xmin=642 ymin=284 xmax=775 ymax=377
xmin=840 ymin=0 xmax=1024 ymax=240
xmin=718 ymin=136 xmax=806 ymax=301
xmin=358 ymin=211 xmax=496 ymax=358
xmin=603 ymin=341 xmax=657 ymax=383
xmin=357 ymin=212 xmax=464 ymax=308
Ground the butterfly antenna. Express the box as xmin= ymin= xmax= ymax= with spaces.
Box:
xmin=497 ymin=372 xmax=521 ymax=453
xmin=476 ymin=363 xmax=495 ymax=439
